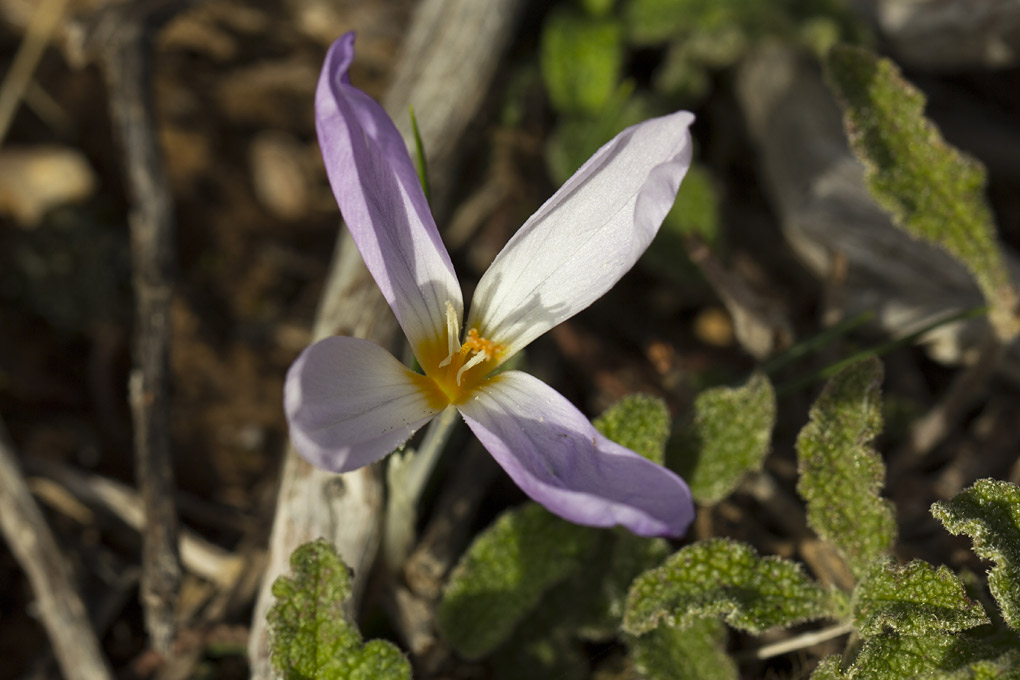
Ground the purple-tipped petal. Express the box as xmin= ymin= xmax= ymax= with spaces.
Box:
xmin=285 ymin=336 xmax=444 ymax=472
xmin=457 ymin=371 xmax=695 ymax=537
xmin=316 ymin=33 xmax=462 ymax=357
xmin=468 ymin=111 xmax=695 ymax=362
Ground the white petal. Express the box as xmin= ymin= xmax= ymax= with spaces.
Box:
xmin=457 ymin=371 xmax=695 ymax=537
xmin=317 ymin=33 xmax=463 ymax=358
xmin=285 ymin=336 xmax=444 ymax=472
xmin=468 ymin=111 xmax=694 ymax=360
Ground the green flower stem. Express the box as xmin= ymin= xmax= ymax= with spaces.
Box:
xmin=384 ymin=405 xmax=459 ymax=569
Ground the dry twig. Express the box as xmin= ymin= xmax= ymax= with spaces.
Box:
xmin=66 ymin=0 xmax=199 ymax=654
xmin=0 ymin=419 xmax=113 ymax=680
xmin=27 ymin=459 xmax=245 ymax=587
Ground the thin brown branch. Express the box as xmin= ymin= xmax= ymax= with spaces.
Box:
xmin=0 ymin=419 xmax=113 ymax=680
xmin=67 ymin=0 xmax=199 ymax=655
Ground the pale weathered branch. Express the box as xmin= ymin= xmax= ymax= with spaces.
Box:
xmin=0 ymin=419 xmax=113 ymax=680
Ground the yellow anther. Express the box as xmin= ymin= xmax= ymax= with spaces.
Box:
xmin=422 ymin=322 xmax=504 ymax=402
xmin=462 ymin=328 xmax=501 ymax=358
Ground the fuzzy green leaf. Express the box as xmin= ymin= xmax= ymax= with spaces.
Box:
xmin=267 ymin=539 xmax=411 ymax=680
xmin=671 ymin=372 xmax=776 ymax=505
xmin=628 ymin=619 xmax=737 ymax=680
xmin=811 ymin=656 xmax=847 ymax=680
xmin=943 ymin=650 xmax=1020 ymax=679
xmin=540 ymin=8 xmax=623 ymax=115
xmin=796 ymin=357 xmax=895 ymax=579
xmin=594 ymin=394 xmax=671 ymax=464
xmin=623 ymin=538 xmax=838 ymax=635
xmin=844 ymin=632 xmax=1003 ymax=679
xmin=853 ymin=558 xmax=988 ymax=636
xmin=438 ymin=504 xmax=598 ymax=659
xmin=932 ymin=479 xmax=1020 ymax=633
xmin=826 ymin=45 xmax=1020 ymax=341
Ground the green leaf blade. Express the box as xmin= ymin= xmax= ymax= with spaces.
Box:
xmin=438 ymin=504 xmax=598 ymax=659
xmin=623 ymin=538 xmax=838 ymax=636
xmin=932 ymin=479 xmax=1020 ymax=633
xmin=853 ymin=558 xmax=988 ymax=636
xmin=670 ymin=372 xmax=776 ymax=504
xmin=825 ymin=45 xmax=1020 ymax=340
xmin=796 ymin=357 xmax=896 ymax=579
xmin=627 ymin=618 xmax=738 ymax=680
xmin=594 ymin=394 xmax=671 ymax=464
xmin=846 ymin=632 xmax=1004 ymax=679
xmin=267 ymin=539 xmax=411 ymax=680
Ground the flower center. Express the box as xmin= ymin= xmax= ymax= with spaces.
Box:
xmin=419 ymin=302 xmax=503 ymax=405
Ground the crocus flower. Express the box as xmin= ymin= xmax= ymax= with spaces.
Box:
xmin=285 ymin=33 xmax=696 ymax=538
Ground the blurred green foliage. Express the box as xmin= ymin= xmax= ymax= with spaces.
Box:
xmin=826 ymin=46 xmax=1020 ymax=341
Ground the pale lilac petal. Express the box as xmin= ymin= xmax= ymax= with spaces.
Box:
xmin=285 ymin=336 xmax=444 ymax=472
xmin=468 ymin=111 xmax=695 ymax=361
xmin=457 ymin=371 xmax=694 ymax=537
xmin=316 ymin=33 xmax=462 ymax=357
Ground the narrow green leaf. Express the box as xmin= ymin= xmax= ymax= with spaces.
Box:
xmin=594 ymin=394 xmax=671 ymax=464
xmin=628 ymin=619 xmax=737 ymax=680
xmin=267 ymin=539 xmax=411 ymax=680
xmin=623 ymin=538 xmax=838 ymax=635
xmin=408 ymin=105 xmax=430 ymax=205
xmin=932 ymin=479 xmax=1020 ymax=633
xmin=853 ymin=558 xmax=988 ymax=636
xmin=540 ymin=7 xmax=623 ymax=115
xmin=796 ymin=357 xmax=896 ymax=579
xmin=825 ymin=45 xmax=1020 ymax=341
xmin=670 ymin=372 xmax=776 ymax=505
xmin=438 ymin=504 xmax=598 ymax=659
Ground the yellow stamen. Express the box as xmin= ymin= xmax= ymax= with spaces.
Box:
xmin=417 ymin=312 xmax=504 ymax=405
xmin=438 ymin=300 xmax=460 ymax=368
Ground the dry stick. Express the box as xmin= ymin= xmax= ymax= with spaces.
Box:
xmin=0 ymin=0 xmax=72 ymax=145
xmin=741 ymin=621 xmax=854 ymax=661
xmin=27 ymin=458 xmax=244 ymax=587
xmin=0 ymin=419 xmax=114 ymax=680
xmin=247 ymin=1 xmax=525 ymax=676
xmin=68 ymin=0 xmax=197 ymax=655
